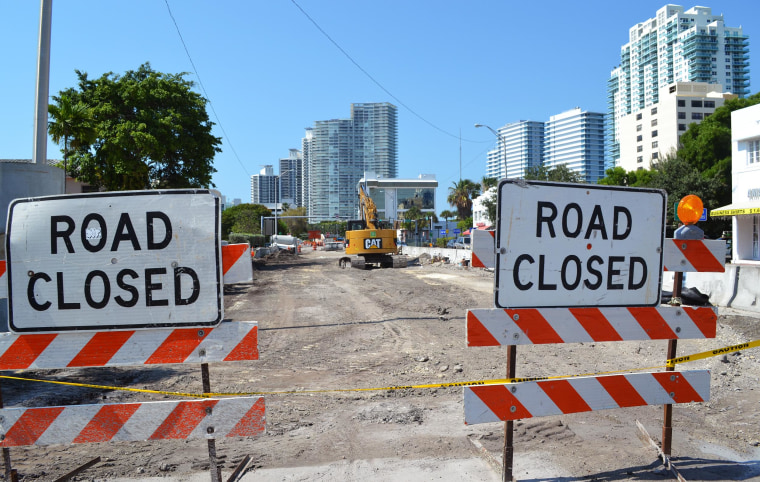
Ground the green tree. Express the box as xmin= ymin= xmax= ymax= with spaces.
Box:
xmin=221 ymin=203 xmax=272 ymax=238
xmin=439 ymin=209 xmax=457 ymax=224
xmin=48 ymin=93 xmax=96 ymax=182
xmin=524 ymin=164 xmax=584 ymax=183
xmin=481 ymin=189 xmax=497 ymax=225
xmin=597 ymin=166 xmax=654 ymax=187
xmin=404 ymin=206 xmax=423 ymax=233
xmin=447 ymin=179 xmax=480 ymax=219
xmin=55 ymin=63 xmax=221 ymax=191
xmin=281 ymin=206 xmax=308 ymax=236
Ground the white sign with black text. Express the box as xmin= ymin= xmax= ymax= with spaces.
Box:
xmin=495 ymin=181 xmax=666 ymax=308
xmin=6 ymin=190 xmax=223 ymax=333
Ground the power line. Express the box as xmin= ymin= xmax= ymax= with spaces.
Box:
xmin=164 ymin=0 xmax=250 ymax=178
xmin=290 ymin=0 xmax=490 ymax=144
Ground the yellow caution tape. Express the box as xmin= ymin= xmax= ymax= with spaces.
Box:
xmin=1 ymin=339 xmax=757 ymax=399
xmin=666 ymin=339 xmax=760 ymax=367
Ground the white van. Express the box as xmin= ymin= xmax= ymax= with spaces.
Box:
xmin=453 ymin=236 xmax=471 ymax=249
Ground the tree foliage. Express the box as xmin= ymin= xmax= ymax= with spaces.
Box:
xmin=480 ymin=188 xmax=497 ymax=226
xmin=524 ymin=164 xmax=585 ymax=183
xmin=447 ymin=179 xmax=480 ymax=219
xmin=53 ymin=63 xmax=221 ymax=191
xmin=221 ymin=203 xmax=272 ymax=239
xmin=48 ymin=94 xmax=96 ymax=177
xmin=597 ymin=166 xmax=654 ymax=187
xmin=281 ymin=206 xmax=308 ymax=236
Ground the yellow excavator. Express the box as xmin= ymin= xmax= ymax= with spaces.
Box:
xmin=339 ymin=184 xmax=408 ymax=269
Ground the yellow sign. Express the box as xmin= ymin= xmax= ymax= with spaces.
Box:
xmin=711 ymin=207 xmax=760 ymax=216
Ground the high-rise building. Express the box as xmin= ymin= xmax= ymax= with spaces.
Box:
xmin=279 ymin=148 xmax=302 ymax=207
xmin=544 ymin=108 xmax=607 ymax=183
xmin=250 ymin=165 xmax=278 ymax=204
xmin=618 ymin=82 xmax=735 ymax=171
xmin=303 ymin=103 xmax=398 ymax=222
xmin=484 ymin=121 xmax=544 ymax=179
xmin=607 ymin=5 xmax=749 ymax=166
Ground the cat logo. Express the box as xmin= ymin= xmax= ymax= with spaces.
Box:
xmin=364 ymin=238 xmax=382 ymax=249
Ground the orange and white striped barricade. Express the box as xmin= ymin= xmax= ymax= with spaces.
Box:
xmin=221 ymin=244 xmax=253 ymax=284
xmin=470 ymin=229 xmax=495 ymax=269
xmin=662 ymin=239 xmax=725 ymax=272
xmin=0 ymin=321 xmax=258 ymax=370
xmin=472 ymin=233 xmax=727 ymax=273
xmin=464 ymin=370 xmax=709 ymax=424
xmin=0 ymin=397 xmax=265 ymax=447
xmin=467 ymin=305 xmax=717 ymax=346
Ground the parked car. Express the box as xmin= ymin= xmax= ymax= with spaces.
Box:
xmin=446 ymin=238 xmax=456 ymax=248
xmin=453 ymin=236 xmax=470 ymax=249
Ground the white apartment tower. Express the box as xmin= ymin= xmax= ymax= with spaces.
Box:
xmin=250 ymin=165 xmax=278 ymax=204
xmin=607 ymin=4 xmax=749 ymax=165
xmin=485 ymin=121 xmax=544 ymax=179
xmin=544 ymin=108 xmax=607 ymax=183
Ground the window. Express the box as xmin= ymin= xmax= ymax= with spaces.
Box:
xmin=679 ymin=124 xmax=686 ymax=131
xmin=636 ymin=113 xmax=643 ymax=120
xmin=691 ymin=100 xmax=703 ymax=108
xmin=652 ymin=130 xmax=658 ymax=137
xmin=651 ymin=119 xmax=658 ymax=127
xmin=637 ymin=145 xmax=643 ymax=152
xmin=678 ymin=111 xmax=686 ymax=119
xmin=692 ymin=112 xmax=703 ymax=120
xmin=636 ymin=124 xmax=642 ymax=132
xmin=678 ymin=99 xmax=686 ymax=107
xmin=636 ymin=135 xmax=643 ymax=142
xmin=652 ymin=152 xmax=659 ymax=160
xmin=651 ymin=107 xmax=658 ymax=115
xmin=637 ymin=156 xmax=643 ymax=163
xmin=749 ymin=139 xmax=760 ymax=164
xmin=704 ymin=100 xmax=715 ymax=108
xmin=652 ymin=141 xmax=658 ymax=148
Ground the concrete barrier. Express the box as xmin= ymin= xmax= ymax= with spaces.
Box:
xmin=687 ymin=263 xmax=760 ymax=313
xmin=400 ymin=246 xmax=472 ymax=265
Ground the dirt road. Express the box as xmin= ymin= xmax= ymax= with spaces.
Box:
xmin=2 ymin=248 xmax=760 ymax=480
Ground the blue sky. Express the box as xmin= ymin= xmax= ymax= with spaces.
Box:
xmin=2 ymin=1 xmax=758 ymax=213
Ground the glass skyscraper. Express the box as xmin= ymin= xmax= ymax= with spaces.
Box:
xmin=303 ymin=103 xmax=398 ymax=222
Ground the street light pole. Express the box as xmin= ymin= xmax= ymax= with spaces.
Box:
xmin=475 ymin=124 xmax=508 ymax=179
xmin=275 ymin=168 xmax=295 ymax=239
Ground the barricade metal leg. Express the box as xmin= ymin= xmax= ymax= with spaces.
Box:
xmin=202 ymin=363 xmax=222 ymax=482
xmin=502 ymin=345 xmax=516 ymax=482
xmin=662 ymin=271 xmax=683 ymax=456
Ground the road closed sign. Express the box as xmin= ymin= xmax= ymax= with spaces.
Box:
xmin=495 ymin=181 xmax=665 ymax=308
xmin=6 ymin=190 xmax=223 ymax=333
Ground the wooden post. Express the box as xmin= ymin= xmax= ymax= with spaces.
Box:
xmin=502 ymin=345 xmax=516 ymax=482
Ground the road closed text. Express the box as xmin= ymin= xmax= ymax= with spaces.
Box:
xmin=25 ymin=212 xmax=200 ymax=312
xmin=511 ymin=202 xmax=649 ymax=292
xmin=7 ymin=191 xmax=222 ymax=332
xmin=495 ymin=182 xmax=665 ymax=308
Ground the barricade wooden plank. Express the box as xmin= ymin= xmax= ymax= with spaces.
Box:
xmin=463 ymin=370 xmax=709 ymax=424
xmin=221 ymin=244 xmax=253 ymax=283
xmin=662 ymin=239 xmax=725 ymax=272
xmin=467 ymin=306 xmax=716 ymax=346
xmin=0 ymin=397 xmax=265 ymax=447
xmin=0 ymin=321 xmax=258 ymax=370
xmin=468 ymin=234 xmax=726 ymax=273
xmin=471 ymin=230 xmax=495 ymax=269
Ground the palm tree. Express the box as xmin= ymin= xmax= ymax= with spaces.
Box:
xmin=447 ymin=179 xmax=480 ymax=220
xmin=48 ymin=94 xmax=95 ymax=191
xmin=481 ymin=176 xmax=498 ymax=192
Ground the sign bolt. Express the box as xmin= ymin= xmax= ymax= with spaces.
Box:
xmin=27 ymin=270 xmax=34 ymax=277
xmin=207 ymin=427 xmax=214 ymax=434
xmin=675 ymin=327 xmax=681 ymax=333
xmin=670 ymin=375 xmax=676 ymax=381
xmin=512 ymin=314 xmax=520 ymax=321
xmin=510 ymin=406 xmax=517 ymax=413
xmin=198 ymin=330 xmax=205 ymax=337
xmin=669 ymin=392 xmax=675 ymax=398
xmin=199 ymin=349 xmax=206 ymax=357
xmin=513 ymin=333 xmax=520 ymax=340
xmin=510 ymin=386 xmax=517 ymax=393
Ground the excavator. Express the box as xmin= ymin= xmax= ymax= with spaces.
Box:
xmin=338 ymin=184 xmax=408 ymax=269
